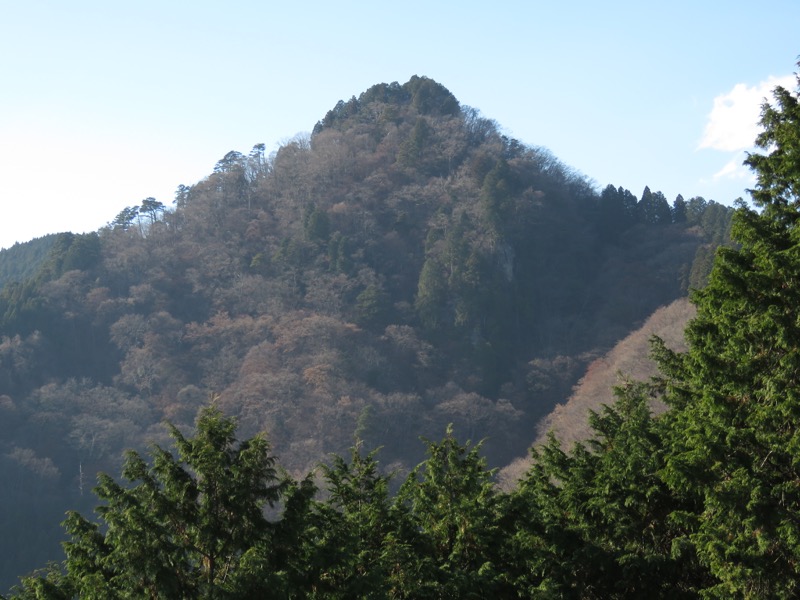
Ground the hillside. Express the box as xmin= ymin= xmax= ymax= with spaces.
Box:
xmin=498 ymin=297 xmax=696 ymax=489
xmin=537 ymin=297 xmax=695 ymax=447
xmin=0 ymin=76 xmax=732 ymax=590
xmin=0 ymin=234 xmax=59 ymax=289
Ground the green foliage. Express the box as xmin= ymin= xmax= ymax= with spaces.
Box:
xmin=509 ymin=383 xmax=707 ymax=598
xmin=672 ymin=194 xmax=688 ymax=223
xmin=6 ymin=564 xmax=74 ymax=600
xmin=139 ymin=198 xmax=165 ymax=225
xmin=396 ymin=427 xmax=508 ymax=598
xmin=657 ymin=71 xmax=800 ymax=597
xmin=313 ymin=75 xmax=459 ymax=135
xmin=415 ymin=256 xmax=447 ymax=330
xmin=11 ymin=414 xmax=515 ymax=599
xmin=327 ymin=232 xmax=352 ymax=274
xmin=405 ymin=75 xmax=460 ymax=117
xmin=398 ymin=117 xmax=433 ymax=168
xmin=598 ymin=184 xmax=637 ymax=241
xmin=355 ymin=284 xmax=389 ymax=328
xmin=0 ymin=232 xmax=107 ymax=381
xmin=111 ymin=206 xmax=140 ymax=231
xmin=34 ymin=232 xmax=102 ymax=280
xmin=303 ymin=204 xmax=331 ymax=243
xmin=638 ymin=186 xmax=672 ymax=225
xmin=299 ymin=444 xmax=398 ymax=598
xmin=0 ymin=235 xmax=58 ymax=290
xmin=55 ymin=406 xmax=287 ymax=598
xmin=480 ymin=159 xmax=514 ymax=235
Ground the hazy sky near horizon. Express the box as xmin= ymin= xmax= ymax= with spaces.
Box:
xmin=1 ymin=1 xmax=798 ymax=249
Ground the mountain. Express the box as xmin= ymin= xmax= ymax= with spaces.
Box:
xmin=0 ymin=76 xmax=732 ymax=590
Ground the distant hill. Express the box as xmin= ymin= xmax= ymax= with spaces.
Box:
xmin=0 ymin=234 xmax=59 ymax=290
xmin=0 ymin=76 xmax=732 ymax=591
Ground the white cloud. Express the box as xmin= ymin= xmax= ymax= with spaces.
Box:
xmin=698 ymin=74 xmax=795 ymax=152
xmin=711 ymin=154 xmax=754 ymax=182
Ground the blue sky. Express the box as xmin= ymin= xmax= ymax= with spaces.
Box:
xmin=1 ymin=0 xmax=798 ymax=249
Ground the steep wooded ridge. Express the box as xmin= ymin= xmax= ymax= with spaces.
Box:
xmin=0 ymin=76 xmax=732 ymax=589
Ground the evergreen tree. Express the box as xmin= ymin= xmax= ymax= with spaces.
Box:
xmin=510 ymin=383 xmax=709 ymax=598
xmin=299 ymin=444 xmax=398 ymax=598
xmin=638 ymin=186 xmax=672 ymax=225
xmin=398 ymin=117 xmax=433 ymax=169
xmin=395 ymin=426 xmax=508 ymax=598
xmin=672 ymin=194 xmax=688 ymax=223
xmin=18 ymin=407 xmax=288 ymax=599
xmin=415 ymin=256 xmax=447 ymax=330
xmin=480 ymin=159 xmax=513 ymax=236
xmin=657 ymin=71 xmax=800 ymax=597
xmin=598 ymin=184 xmax=630 ymax=241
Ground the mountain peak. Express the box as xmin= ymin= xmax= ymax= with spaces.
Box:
xmin=313 ymin=75 xmax=460 ymax=135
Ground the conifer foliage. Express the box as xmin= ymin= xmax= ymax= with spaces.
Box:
xmin=21 ymin=407 xmax=288 ymax=599
xmin=657 ymin=69 xmax=800 ymax=597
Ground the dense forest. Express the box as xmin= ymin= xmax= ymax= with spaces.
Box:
xmin=0 ymin=75 xmax=738 ymax=594
xmin=0 ymin=235 xmax=59 ymax=290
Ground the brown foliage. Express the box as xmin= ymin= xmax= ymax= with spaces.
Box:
xmin=539 ymin=298 xmax=694 ymax=446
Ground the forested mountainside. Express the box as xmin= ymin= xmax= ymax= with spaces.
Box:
xmin=528 ymin=298 xmax=693 ymax=464
xmin=494 ymin=297 xmax=696 ymax=490
xmin=0 ymin=235 xmax=59 ymax=290
xmin=0 ymin=76 xmax=733 ymax=590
